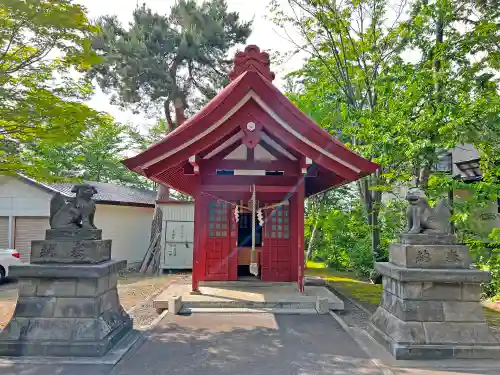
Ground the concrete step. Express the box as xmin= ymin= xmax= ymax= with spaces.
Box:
xmin=199 ymin=281 xmax=296 ymax=288
xmin=182 ymin=301 xmax=317 ymax=309
xmin=180 ymin=307 xmax=319 ymax=314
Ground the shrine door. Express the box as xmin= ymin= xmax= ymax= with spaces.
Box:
xmin=261 ymin=204 xmax=291 ymax=281
xmin=202 ymin=200 xmax=236 ymax=281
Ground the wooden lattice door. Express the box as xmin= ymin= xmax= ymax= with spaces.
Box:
xmin=261 ymin=204 xmax=291 ymax=281
xmin=203 ymin=200 xmax=232 ymax=281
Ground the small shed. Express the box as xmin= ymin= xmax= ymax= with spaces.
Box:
xmin=157 ymin=200 xmax=194 ymax=270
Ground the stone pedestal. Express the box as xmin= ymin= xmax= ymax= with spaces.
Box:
xmin=0 ymin=229 xmax=132 ymax=357
xmin=367 ymin=233 xmax=500 ymax=360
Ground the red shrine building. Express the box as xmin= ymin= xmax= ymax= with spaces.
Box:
xmin=123 ymin=45 xmax=379 ymax=292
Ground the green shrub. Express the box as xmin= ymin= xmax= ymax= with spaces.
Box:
xmin=308 ymin=197 xmax=405 ymax=277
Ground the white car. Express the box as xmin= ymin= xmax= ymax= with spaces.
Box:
xmin=0 ymin=249 xmax=22 ymax=282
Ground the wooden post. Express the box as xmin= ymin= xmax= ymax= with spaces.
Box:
xmin=297 ymin=181 xmax=305 ymax=292
xmin=249 ymin=184 xmax=259 ymax=276
xmin=192 ymin=188 xmax=201 ymax=293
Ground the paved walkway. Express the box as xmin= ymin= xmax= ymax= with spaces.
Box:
xmin=111 ymin=313 xmax=381 ymax=375
xmin=2 ymin=313 xmax=382 ymax=375
xmin=4 ymin=313 xmax=500 ymax=375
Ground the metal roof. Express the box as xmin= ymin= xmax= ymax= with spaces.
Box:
xmin=19 ymin=176 xmax=156 ymax=207
xmin=454 ymin=158 xmax=482 ymax=182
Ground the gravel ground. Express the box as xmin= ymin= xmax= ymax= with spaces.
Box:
xmin=325 ymin=284 xmax=373 ymax=330
xmin=127 ymin=272 xmax=191 ymax=329
xmin=0 ymin=271 xmax=191 ymax=331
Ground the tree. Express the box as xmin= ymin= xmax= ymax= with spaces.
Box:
xmin=27 ymin=118 xmax=151 ymax=188
xmin=89 ymin=0 xmax=251 ymax=200
xmin=272 ymin=0 xmax=499 ymax=273
xmin=0 ymin=0 xmax=108 ymax=179
xmin=271 ymin=0 xmax=410 ymax=265
xmin=88 ymin=0 xmax=252 ymax=131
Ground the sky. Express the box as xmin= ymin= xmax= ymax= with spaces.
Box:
xmin=75 ymin=0 xmax=304 ymax=127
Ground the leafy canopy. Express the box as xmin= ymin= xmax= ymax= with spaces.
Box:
xmin=272 ymin=0 xmax=499 ymax=267
xmin=27 ymin=118 xmax=151 ymax=188
xmin=0 ymin=0 xmax=109 ymax=179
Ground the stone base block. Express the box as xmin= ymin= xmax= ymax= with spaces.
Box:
xmin=0 ymin=314 xmax=132 ymax=357
xmin=31 ymin=239 xmax=111 ymax=264
xmin=376 ymin=262 xmax=491 ymax=283
xmin=368 ymin=261 xmax=500 ymax=360
xmin=168 ymin=296 xmax=182 ymax=315
xmin=389 ymin=243 xmax=471 ymax=269
xmin=0 ymin=260 xmax=132 ymax=357
xmin=315 ymin=297 xmax=329 ymax=314
xmin=382 ymin=276 xmax=482 ymax=301
xmin=368 ymin=321 xmax=500 ymax=360
xmin=370 ymin=306 xmax=499 ymax=346
xmin=399 ymin=233 xmax=458 ymax=245
xmin=380 ymin=290 xmax=485 ymax=322
xmin=45 ymin=228 xmax=102 ymax=241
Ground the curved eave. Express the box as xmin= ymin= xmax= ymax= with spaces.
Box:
xmin=123 ymin=70 xmax=379 ymax=182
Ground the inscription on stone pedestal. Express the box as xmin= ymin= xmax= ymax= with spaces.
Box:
xmin=40 ymin=244 xmax=56 ymax=258
xmin=31 ymin=240 xmax=111 ymax=264
xmin=71 ymin=242 xmax=87 ymax=260
xmin=389 ymin=243 xmax=471 ymax=269
xmin=415 ymin=249 xmax=431 ymax=264
xmin=445 ymin=249 xmax=461 ymax=263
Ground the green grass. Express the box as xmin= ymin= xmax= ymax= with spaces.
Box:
xmin=305 ymin=260 xmax=500 ymax=326
xmin=305 ymin=260 xmax=382 ymax=311
xmin=483 ymin=307 xmax=500 ymax=328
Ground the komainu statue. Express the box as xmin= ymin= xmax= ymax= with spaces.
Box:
xmin=406 ymin=187 xmax=451 ymax=234
xmin=50 ymin=184 xmax=98 ymax=229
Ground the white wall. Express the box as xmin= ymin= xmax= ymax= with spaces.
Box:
xmin=94 ymin=204 xmax=154 ymax=266
xmin=160 ymin=202 xmax=194 ymax=221
xmin=0 ymin=176 xmax=50 ymax=216
xmin=0 ymin=176 xmax=155 ymax=265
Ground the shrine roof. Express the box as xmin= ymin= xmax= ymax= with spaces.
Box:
xmin=123 ymin=45 xmax=379 ymax=197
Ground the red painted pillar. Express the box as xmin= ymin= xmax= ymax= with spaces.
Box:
xmin=297 ymin=181 xmax=305 ymax=292
xmin=192 ymin=189 xmax=202 ymax=292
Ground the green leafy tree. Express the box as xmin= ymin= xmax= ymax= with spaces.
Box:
xmin=28 ymin=118 xmax=151 ymax=188
xmin=88 ymin=0 xmax=252 ymax=130
xmin=0 ymin=0 xmax=108 ymax=179
xmin=271 ymin=0 xmax=410 ymax=265
xmin=272 ymin=0 xmax=499 ymax=272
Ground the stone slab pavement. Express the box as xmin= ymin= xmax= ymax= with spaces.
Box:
xmin=3 ymin=313 xmax=500 ymax=375
xmin=110 ymin=313 xmax=381 ymax=375
xmin=0 ymin=313 xmax=382 ymax=375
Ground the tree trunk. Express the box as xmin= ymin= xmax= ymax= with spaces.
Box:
xmin=362 ymin=173 xmax=384 ymax=284
xmin=434 ymin=2 xmax=444 ymax=103
xmin=158 ymin=80 xmax=186 ymax=201
xmin=361 ymin=178 xmax=377 ymax=259
xmin=156 ymin=185 xmax=170 ymax=201
xmin=371 ymin=188 xmax=383 ymax=261
xmin=163 ymin=100 xmax=174 ymax=131
xmin=306 ymin=220 xmax=319 ymax=261
xmin=173 ymin=96 xmax=185 ymax=126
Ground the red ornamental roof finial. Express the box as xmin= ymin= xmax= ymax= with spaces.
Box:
xmin=228 ymin=45 xmax=275 ymax=82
